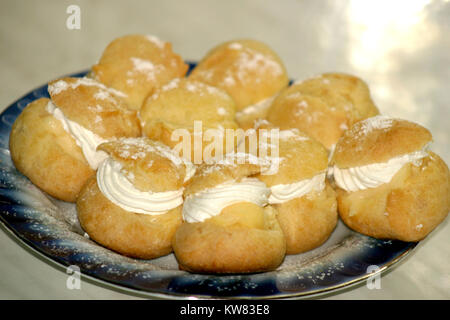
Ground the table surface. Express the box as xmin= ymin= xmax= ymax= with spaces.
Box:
xmin=0 ymin=0 xmax=448 ymax=300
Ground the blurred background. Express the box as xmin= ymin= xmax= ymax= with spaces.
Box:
xmin=0 ymin=0 xmax=449 ymax=299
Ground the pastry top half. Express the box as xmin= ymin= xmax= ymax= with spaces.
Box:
xmin=9 ymin=97 xmax=95 ymax=202
xmin=91 ymin=34 xmax=188 ymax=110
xmin=98 ymin=137 xmax=195 ymax=193
xmin=267 ymin=73 xmax=379 ymax=149
xmin=140 ymin=78 xmax=238 ymax=133
xmin=254 ymin=124 xmax=329 ymax=187
xmin=329 ymin=116 xmax=438 ymax=195
xmin=189 ymin=39 xmax=289 ymax=111
xmin=292 ymin=73 xmax=379 ymax=122
xmin=331 ymin=116 xmax=432 ymax=169
xmin=48 ymin=77 xmax=141 ymax=139
xmin=140 ymin=78 xmax=239 ymax=162
xmin=314 ymin=73 xmax=379 ymax=119
xmin=241 ymin=121 xmax=330 ymax=205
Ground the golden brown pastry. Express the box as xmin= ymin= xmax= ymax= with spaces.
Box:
xmin=189 ymin=39 xmax=289 ymax=111
xmin=234 ymin=95 xmax=277 ymax=130
xmin=77 ymin=137 xmax=195 ymax=259
xmin=91 ymin=34 xmax=188 ymax=110
xmin=266 ymin=73 xmax=379 ymax=149
xmin=47 ymin=77 xmax=141 ymax=141
xmin=9 ymin=77 xmax=140 ymax=202
xmin=329 ymin=115 xmax=450 ymax=241
xmin=172 ymin=159 xmax=286 ymax=273
xmin=140 ymin=78 xmax=239 ymax=162
xmin=253 ymin=123 xmax=337 ymax=254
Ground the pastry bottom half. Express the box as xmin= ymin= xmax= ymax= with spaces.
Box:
xmin=274 ymin=183 xmax=338 ymax=254
xmin=173 ymin=202 xmax=286 ymax=273
xmin=337 ymin=153 xmax=450 ymax=242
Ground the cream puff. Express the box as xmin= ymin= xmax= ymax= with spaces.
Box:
xmin=140 ymin=78 xmax=239 ymax=162
xmin=189 ymin=39 xmax=289 ymax=111
xmin=329 ymin=115 xmax=450 ymax=241
xmin=253 ymin=123 xmax=338 ymax=254
xmin=9 ymin=77 xmax=141 ymax=202
xmin=91 ymin=34 xmax=188 ymax=110
xmin=172 ymin=158 xmax=286 ymax=273
xmin=266 ymin=73 xmax=379 ymax=149
xmin=77 ymin=137 xmax=195 ymax=259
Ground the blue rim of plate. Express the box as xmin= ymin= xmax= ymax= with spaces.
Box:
xmin=0 ymin=63 xmax=418 ymax=299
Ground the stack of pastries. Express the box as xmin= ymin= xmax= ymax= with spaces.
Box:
xmin=9 ymin=34 xmax=449 ymax=274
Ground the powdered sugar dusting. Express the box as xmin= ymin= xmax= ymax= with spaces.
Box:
xmin=218 ymin=47 xmax=283 ymax=86
xmin=185 ymin=82 xmax=199 ymax=93
xmin=158 ymin=79 xmax=230 ymax=100
xmin=112 ymin=138 xmax=195 ymax=181
xmin=114 ymin=138 xmax=181 ymax=164
xmin=236 ymin=95 xmax=276 ymax=117
xmin=47 ymin=80 xmax=69 ymax=95
xmin=253 ymin=118 xmax=270 ymax=129
xmin=279 ymin=129 xmax=310 ymax=142
xmin=93 ymin=91 xmax=110 ymax=100
xmin=145 ymin=35 xmax=166 ymax=49
xmin=161 ymin=78 xmax=181 ymax=91
xmin=294 ymin=100 xmax=309 ymax=117
xmin=236 ymin=49 xmax=283 ymax=80
xmin=228 ymin=42 xmax=243 ymax=50
xmin=48 ymin=77 xmax=127 ymax=98
xmin=129 ymin=57 xmax=161 ymax=81
xmin=217 ymin=107 xmax=228 ymax=116
xmin=285 ymin=92 xmax=302 ymax=100
xmin=131 ymin=57 xmax=155 ymax=72
xmin=359 ymin=115 xmax=394 ymax=136
xmin=298 ymin=100 xmax=308 ymax=108
xmin=223 ymin=74 xmax=235 ymax=86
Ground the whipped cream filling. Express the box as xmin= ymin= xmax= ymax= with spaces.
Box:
xmin=331 ymin=144 xmax=430 ymax=192
xmin=97 ymin=158 xmax=183 ymax=215
xmin=269 ymin=172 xmax=326 ymax=204
xmin=46 ymin=101 xmax=108 ymax=169
xmin=182 ymin=178 xmax=270 ymax=223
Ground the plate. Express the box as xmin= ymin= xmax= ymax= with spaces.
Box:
xmin=0 ymin=65 xmax=417 ymax=299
